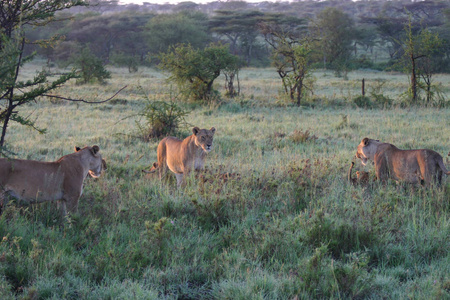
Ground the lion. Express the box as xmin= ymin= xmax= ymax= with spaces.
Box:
xmin=348 ymin=161 xmax=370 ymax=186
xmin=0 ymin=145 xmax=106 ymax=216
xmin=144 ymin=127 xmax=216 ymax=188
xmin=356 ymin=137 xmax=450 ymax=185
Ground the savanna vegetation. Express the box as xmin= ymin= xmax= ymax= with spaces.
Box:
xmin=0 ymin=0 xmax=449 ymax=299
xmin=0 ymin=62 xmax=449 ymax=300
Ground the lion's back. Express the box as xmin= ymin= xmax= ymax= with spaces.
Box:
xmin=1 ymin=159 xmax=64 ymax=201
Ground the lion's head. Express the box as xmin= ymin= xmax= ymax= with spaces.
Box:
xmin=75 ymin=145 xmax=105 ymax=178
xmin=193 ymin=127 xmax=216 ymax=153
xmin=356 ymin=138 xmax=380 ymax=166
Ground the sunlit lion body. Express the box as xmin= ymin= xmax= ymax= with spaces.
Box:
xmin=0 ymin=145 xmax=106 ymax=216
xmin=356 ymin=138 xmax=449 ymax=185
xmin=146 ymin=127 xmax=215 ymax=187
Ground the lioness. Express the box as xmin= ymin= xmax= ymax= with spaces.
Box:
xmin=145 ymin=127 xmax=216 ymax=187
xmin=348 ymin=161 xmax=370 ymax=186
xmin=0 ymin=145 xmax=105 ymax=216
xmin=356 ymin=138 xmax=450 ymax=185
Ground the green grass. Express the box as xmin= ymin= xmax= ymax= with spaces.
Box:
xmin=0 ymin=62 xmax=449 ymax=299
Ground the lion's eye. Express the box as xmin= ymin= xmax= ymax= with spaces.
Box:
xmin=201 ymin=136 xmax=205 ymax=141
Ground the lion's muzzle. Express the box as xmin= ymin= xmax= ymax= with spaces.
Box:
xmin=204 ymin=144 xmax=213 ymax=152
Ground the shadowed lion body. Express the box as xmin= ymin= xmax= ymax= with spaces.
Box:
xmin=356 ymin=138 xmax=449 ymax=185
xmin=0 ymin=145 xmax=105 ymax=216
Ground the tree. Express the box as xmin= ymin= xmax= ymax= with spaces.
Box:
xmin=0 ymin=0 xmax=123 ymax=152
xmin=64 ymin=11 xmax=153 ymax=65
xmin=416 ymin=29 xmax=445 ymax=104
xmin=158 ymin=43 xmax=240 ymax=102
xmin=209 ymin=10 xmax=265 ymax=66
xmin=0 ymin=1 xmax=86 ymax=151
xmin=74 ymin=47 xmax=111 ymax=84
xmin=146 ymin=12 xmax=210 ymax=61
xmin=310 ymin=7 xmax=355 ymax=73
xmin=401 ymin=16 xmax=445 ymax=105
xmin=260 ymin=16 xmax=313 ymax=106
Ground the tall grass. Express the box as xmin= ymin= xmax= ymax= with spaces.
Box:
xmin=0 ymin=62 xmax=449 ymax=299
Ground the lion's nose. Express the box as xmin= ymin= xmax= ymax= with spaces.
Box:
xmin=207 ymin=144 xmax=212 ymax=148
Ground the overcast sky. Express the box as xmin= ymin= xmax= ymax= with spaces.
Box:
xmin=118 ymin=0 xmax=270 ymax=4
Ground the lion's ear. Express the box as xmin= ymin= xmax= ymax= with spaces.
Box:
xmin=363 ymin=138 xmax=369 ymax=146
xmin=193 ymin=127 xmax=200 ymax=135
xmin=210 ymin=127 xmax=216 ymax=134
xmin=74 ymin=146 xmax=81 ymax=152
xmin=91 ymin=145 xmax=100 ymax=155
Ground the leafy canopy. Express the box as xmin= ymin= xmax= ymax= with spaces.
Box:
xmin=158 ymin=43 xmax=240 ymax=102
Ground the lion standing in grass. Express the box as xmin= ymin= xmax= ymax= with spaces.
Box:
xmin=145 ymin=127 xmax=216 ymax=188
xmin=356 ymin=137 xmax=450 ymax=185
xmin=0 ymin=145 xmax=106 ymax=216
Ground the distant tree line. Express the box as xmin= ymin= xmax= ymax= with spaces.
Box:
xmin=18 ymin=0 xmax=450 ymax=106
xmin=24 ymin=0 xmax=450 ymax=73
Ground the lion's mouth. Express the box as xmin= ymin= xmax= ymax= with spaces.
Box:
xmin=360 ymin=157 xmax=368 ymax=166
xmin=89 ymin=170 xmax=101 ymax=178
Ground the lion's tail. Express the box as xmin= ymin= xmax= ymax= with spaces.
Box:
xmin=348 ymin=161 xmax=355 ymax=183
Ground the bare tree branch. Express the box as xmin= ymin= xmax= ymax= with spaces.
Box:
xmin=43 ymin=85 xmax=127 ymax=104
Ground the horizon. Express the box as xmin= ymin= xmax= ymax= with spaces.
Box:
xmin=118 ymin=0 xmax=282 ymax=5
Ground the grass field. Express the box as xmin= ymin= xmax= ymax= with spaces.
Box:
xmin=0 ymin=63 xmax=449 ymax=299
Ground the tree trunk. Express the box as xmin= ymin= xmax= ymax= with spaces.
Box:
xmin=411 ymin=53 xmax=417 ymax=104
xmin=362 ymin=78 xmax=365 ymax=96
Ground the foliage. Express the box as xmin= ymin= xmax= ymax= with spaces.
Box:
xmin=0 ymin=0 xmax=88 ymax=152
xmin=260 ymin=16 xmax=314 ymax=106
xmin=73 ymin=47 xmax=111 ymax=84
xmin=134 ymin=88 xmax=189 ymax=140
xmin=11 ymin=0 xmax=450 ymax=77
xmin=146 ymin=11 xmax=210 ymax=61
xmin=110 ymin=52 xmax=139 ymax=73
xmin=209 ymin=10 xmax=267 ymax=66
xmin=310 ymin=7 xmax=355 ymax=73
xmin=398 ymin=15 xmax=446 ymax=105
xmin=158 ymin=43 xmax=240 ymax=102
xmin=0 ymin=63 xmax=449 ymax=298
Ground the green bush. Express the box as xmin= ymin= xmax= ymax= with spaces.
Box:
xmin=110 ymin=52 xmax=139 ymax=73
xmin=352 ymin=95 xmax=372 ymax=108
xmin=74 ymin=48 xmax=111 ymax=84
xmin=135 ymin=94 xmax=189 ymax=139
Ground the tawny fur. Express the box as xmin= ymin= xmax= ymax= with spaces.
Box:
xmin=145 ymin=127 xmax=216 ymax=187
xmin=0 ymin=146 xmax=105 ymax=216
xmin=348 ymin=161 xmax=370 ymax=186
xmin=356 ymin=137 xmax=450 ymax=185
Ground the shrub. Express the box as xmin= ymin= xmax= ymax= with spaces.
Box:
xmin=110 ymin=52 xmax=139 ymax=73
xmin=158 ymin=43 xmax=240 ymax=103
xmin=135 ymin=90 xmax=189 ymax=139
xmin=290 ymin=129 xmax=317 ymax=144
xmin=353 ymin=95 xmax=372 ymax=108
xmin=74 ymin=47 xmax=111 ymax=84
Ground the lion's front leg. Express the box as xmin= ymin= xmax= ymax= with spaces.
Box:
xmin=57 ymin=200 xmax=68 ymax=217
xmin=62 ymin=179 xmax=83 ymax=216
xmin=374 ymin=153 xmax=389 ymax=183
xmin=175 ymin=173 xmax=185 ymax=188
xmin=194 ymin=156 xmax=205 ymax=171
xmin=0 ymin=191 xmax=8 ymax=213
